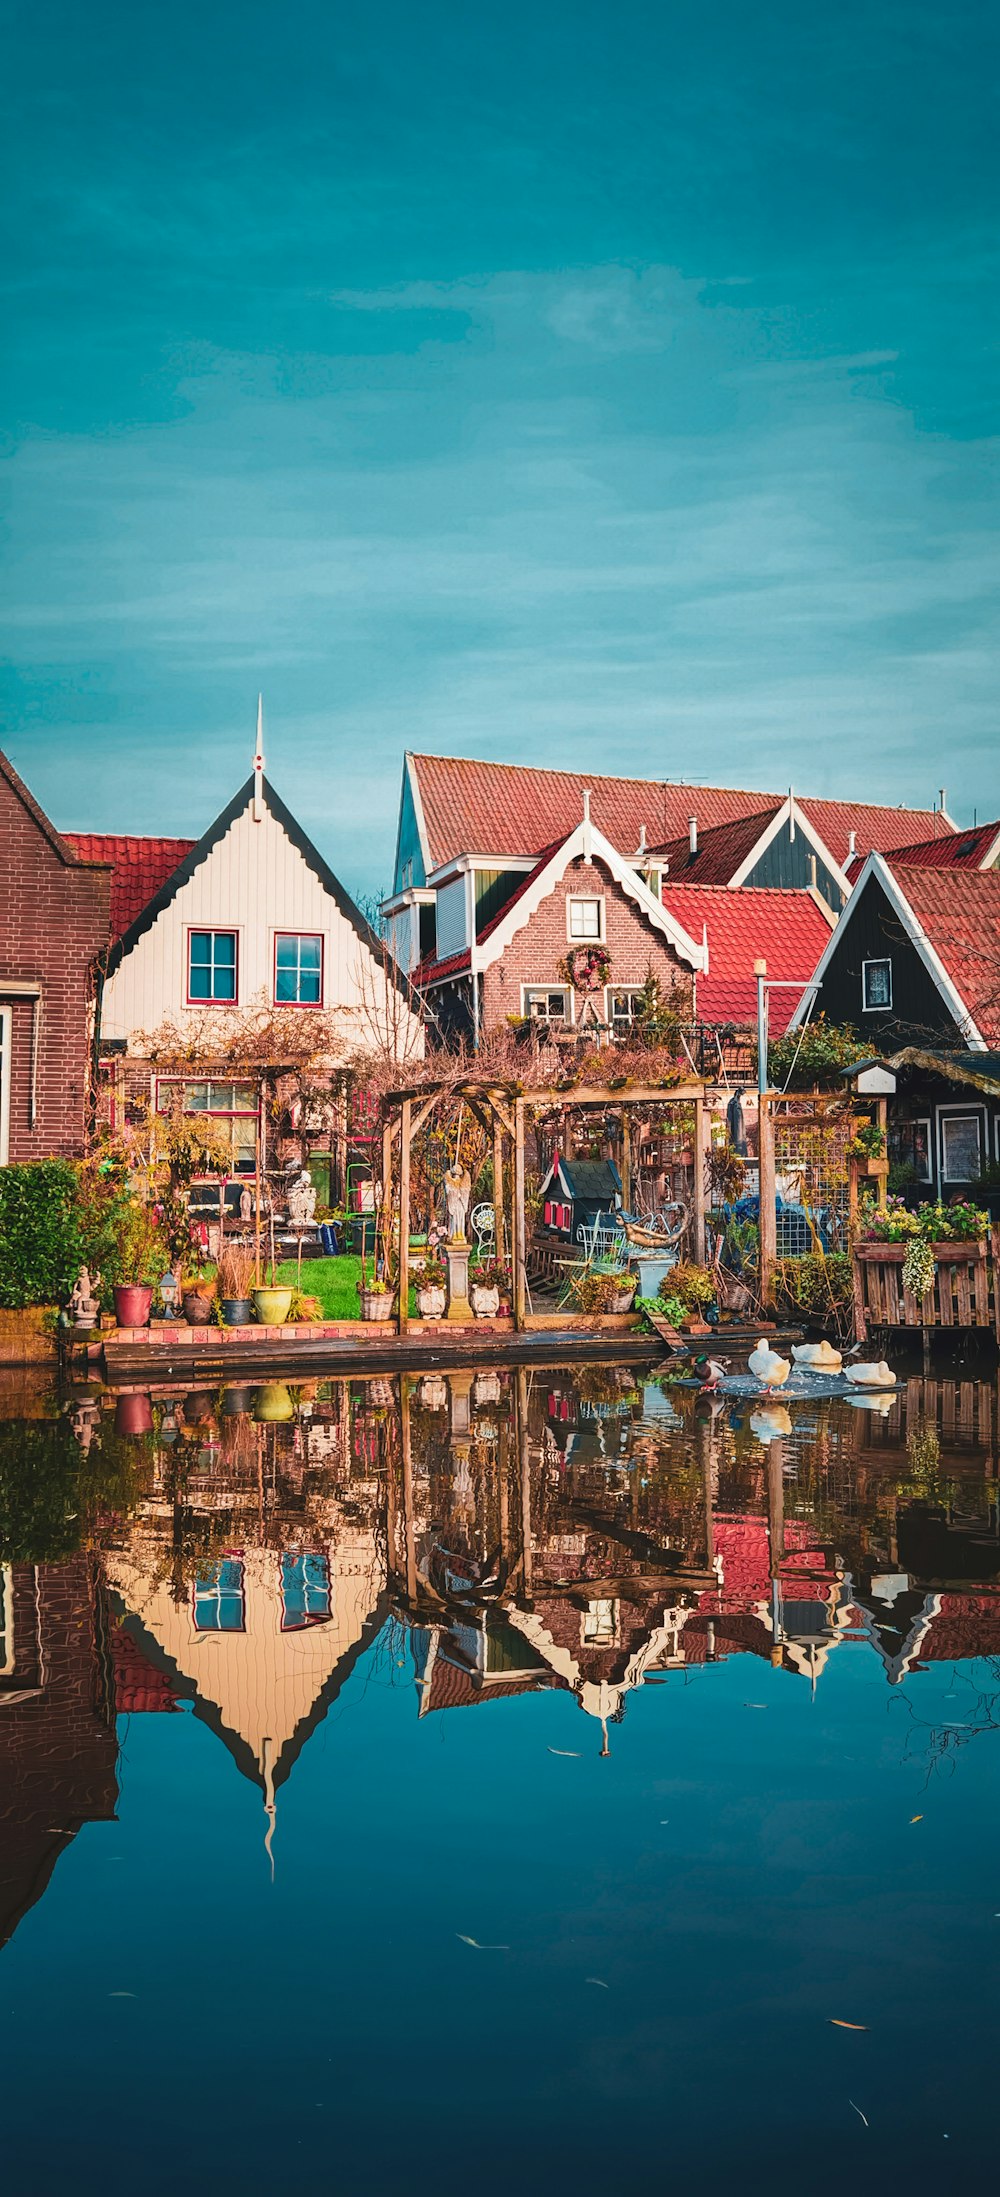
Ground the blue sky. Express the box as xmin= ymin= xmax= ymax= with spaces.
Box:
xmin=3 ymin=0 xmax=997 ymax=893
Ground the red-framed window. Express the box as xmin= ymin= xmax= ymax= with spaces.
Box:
xmin=187 ymin=928 xmax=238 ymax=1004
xmin=155 ymin=1077 xmax=259 ymax=1175
xmin=274 ymin=931 xmax=323 ymax=1007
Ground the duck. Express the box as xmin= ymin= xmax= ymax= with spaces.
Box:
xmin=698 ymin=1356 xmax=731 ymax=1392
xmin=844 ymin=1359 xmax=897 ymax=1388
xmin=750 ymin=1405 xmax=793 ymax=1443
xmin=748 ymin=1339 xmax=792 ymax=1391
xmin=791 ymin=1339 xmax=843 ymax=1372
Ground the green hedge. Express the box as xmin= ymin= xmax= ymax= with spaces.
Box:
xmin=0 ymin=1160 xmax=83 ymax=1310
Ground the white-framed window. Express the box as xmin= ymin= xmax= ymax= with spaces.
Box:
xmin=567 ymin=897 xmax=604 ymax=941
xmin=156 ymin=1077 xmax=259 ymax=1174
xmin=524 ymin=986 xmax=571 ymax=1024
xmin=888 ymin=1117 xmax=932 ymax=1183
xmin=187 ymin=928 xmax=238 ymax=1003
xmin=275 ymin=932 xmax=323 ymax=1007
xmin=607 ymin=986 xmax=646 ymax=1034
xmin=939 ymin=1108 xmax=984 ymax=1183
xmin=862 ymin=958 xmax=892 ymax=1011
xmin=280 ymin=1552 xmax=332 ymax=1630
xmin=582 ymin=1598 xmax=619 ymax=1646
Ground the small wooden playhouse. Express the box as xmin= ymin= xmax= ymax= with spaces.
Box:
xmin=537 ymin=1154 xmax=623 ymax=1245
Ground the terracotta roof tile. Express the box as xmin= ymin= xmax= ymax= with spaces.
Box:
xmin=892 ymin=864 xmax=1000 ymax=1044
xmin=652 ymin=807 xmax=781 ymax=883
xmin=660 ymin=884 xmax=832 ymax=1033
xmin=871 ymin=819 xmax=1000 ymax=870
xmin=63 ymin=833 xmax=196 ymax=939
xmin=410 ymin=754 xmax=952 ymax=874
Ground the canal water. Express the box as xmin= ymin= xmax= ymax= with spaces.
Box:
xmin=1 ymin=1358 xmax=998 ymax=2191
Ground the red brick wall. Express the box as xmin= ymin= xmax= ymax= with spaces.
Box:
xmin=481 ymin=854 xmax=695 ymax=1031
xmin=0 ymin=768 xmax=111 ymax=1160
xmin=0 ymin=1555 xmax=118 ymax=1949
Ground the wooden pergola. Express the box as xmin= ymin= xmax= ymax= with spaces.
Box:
xmin=380 ymin=1076 xmax=710 ymax=1333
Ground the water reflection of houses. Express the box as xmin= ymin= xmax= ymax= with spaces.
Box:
xmin=387 ymin=1365 xmax=1000 ymax=1736
xmin=0 ymin=1556 xmax=118 ymax=1950
xmin=103 ymin=1398 xmax=386 ymax=1847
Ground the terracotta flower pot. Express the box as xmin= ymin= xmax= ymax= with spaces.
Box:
xmin=114 ymin=1391 xmax=153 ymax=1436
xmin=114 ymin=1284 xmax=152 ymax=1328
xmin=417 ymin=1284 xmax=447 ymax=1320
xmin=253 ymin=1287 xmax=292 ymax=1326
xmin=183 ymin=1288 xmax=215 ymax=1325
xmin=220 ymin=1296 xmax=252 ymax=1326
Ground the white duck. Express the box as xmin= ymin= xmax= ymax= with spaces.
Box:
xmin=844 ymin=1359 xmax=897 ymax=1388
xmin=846 ymin=1390 xmax=897 ymax=1416
xmin=748 ymin=1338 xmax=792 ymax=1391
xmin=791 ymin=1339 xmax=843 ymax=1372
xmin=750 ymin=1404 xmax=793 ymax=1443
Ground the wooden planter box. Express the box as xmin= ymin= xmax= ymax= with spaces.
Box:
xmin=854 ymin=1236 xmax=998 ymax=1338
xmin=853 ymin=1155 xmax=889 ymax=1181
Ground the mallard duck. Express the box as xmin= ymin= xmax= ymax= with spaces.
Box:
xmin=698 ymin=1356 xmax=731 ymax=1391
xmin=748 ymin=1339 xmax=791 ymax=1391
xmin=844 ymin=1359 xmax=897 ymax=1388
xmin=791 ymin=1340 xmax=843 ymax=1372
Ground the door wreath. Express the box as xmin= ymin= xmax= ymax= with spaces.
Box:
xmin=560 ymin=945 xmax=612 ymax=993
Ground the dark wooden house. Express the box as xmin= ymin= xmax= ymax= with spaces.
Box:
xmin=791 ymin=854 xmax=1000 ymax=1056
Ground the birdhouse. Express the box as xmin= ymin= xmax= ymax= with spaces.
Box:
xmin=537 ymin=1153 xmax=623 ymax=1242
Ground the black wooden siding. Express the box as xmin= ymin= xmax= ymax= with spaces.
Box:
xmin=745 ymin=820 xmax=844 ymax=907
xmin=817 ymin=876 xmax=962 ymax=1045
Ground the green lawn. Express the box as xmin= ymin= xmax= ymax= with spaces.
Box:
xmin=273 ymin=1254 xmax=364 ymax=1319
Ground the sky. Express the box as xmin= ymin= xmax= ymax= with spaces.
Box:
xmin=2 ymin=0 xmax=997 ymax=896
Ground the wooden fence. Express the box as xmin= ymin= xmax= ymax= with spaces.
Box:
xmin=853 ymin=1234 xmax=1000 ymax=1343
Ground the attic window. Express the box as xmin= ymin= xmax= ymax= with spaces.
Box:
xmin=188 ymin=929 xmax=237 ymax=1004
xmin=862 ymin=959 xmax=892 ymax=1011
xmin=567 ymin=897 xmax=604 ymax=941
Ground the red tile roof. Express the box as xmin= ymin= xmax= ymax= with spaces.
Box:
xmin=109 ymin=1626 xmax=179 ymax=1715
xmin=891 ymin=864 xmax=1000 ymax=1044
xmin=63 ymin=833 xmax=196 ymax=938
xmin=661 ymin=884 xmax=832 ymax=1033
xmin=410 ymin=754 xmax=953 ymax=874
xmin=653 ymin=807 xmax=781 ymax=883
xmin=865 ymin=819 xmax=1000 ymax=872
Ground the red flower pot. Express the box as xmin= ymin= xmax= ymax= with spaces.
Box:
xmin=114 ymin=1391 xmax=153 ymax=1436
xmin=114 ymin=1284 xmax=152 ymax=1328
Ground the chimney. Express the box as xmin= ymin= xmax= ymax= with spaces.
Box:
xmin=808 ymin=852 xmax=817 ymax=889
xmin=939 ymin=786 xmax=947 ymax=815
xmin=688 ymin=813 xmax=698 ymax=858
xmin=582 ymin=788 xmax=592 ymax=861
xmin=848 ymin=828 xmax=857 ymax=860
xmin=637 ymin=823 xmax=647 ymax=857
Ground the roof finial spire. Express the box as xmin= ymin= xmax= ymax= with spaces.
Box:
xmin=253 ymin=694 xmax=265 ymax=822
xmin=582 ymin=787 xmax=592 ymax=861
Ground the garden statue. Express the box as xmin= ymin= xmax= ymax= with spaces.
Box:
xmin=68 ymin=1267 xmax=100 ymax=1329
xmin=239 ymin=1185 xmax=253 ymax=1223
xmin=443 ymin=1162 xmax=472 ymax=1242
xmin=287 ymin=1170 xmax=317 ymax=1226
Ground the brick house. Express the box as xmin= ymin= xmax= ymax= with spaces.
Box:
xmin=0 ymin=749 xmax=111 ymax=1164
xmin=382 ymin=752 xmax=939 ymax=1051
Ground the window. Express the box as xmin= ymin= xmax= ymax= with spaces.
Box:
xmin=156 ymin=1079 xmax=259 ymax=1174
xmin=568 ymin=897 xmax=604 ymax=941
xmin=275 ymin=932 xmax=323 ymax=1007
xmin=188 ymin=929 xmax=237 ymax=1003
xmin=583 ymin=1598 xmax=619 ymax=1646
xmin=193 ymin=1558 xmax=245 ymax=1632
xmin=524 ymin=987 xmax=571 ymax=1024
xmin=280 ymin=1552 xmax=331 ymax=1630
xmin=940 ymin=1111 xmax=983 ymax=1183
xmin=889 ymin=1118 xmax=931 ymax=1183
xmin=607 ymin=986 xmax=646 ymax=1034
xmin=862 ymin=958 xmax=892 ymax=1011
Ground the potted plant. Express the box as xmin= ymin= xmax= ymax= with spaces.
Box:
xmin=357 ymin=1197 xmax=396 ymax=1320
xmin=112 ymin=1199 xmax=165 ymax=1328
xmin=216 ymin=1241 xmax=255 ymax=1326
xmin=847 ymin=1120 xmax=888 ymax=1179
xmin=182 ymin=1265 xmax=217 ymax=1325
xmin=663 ymin=1259 xmax=716 ymax=1332
xmin=608 ymin=1268 xmax=637 ymax=1312
xmin=414 ymin=1255 xmax=447 ymax=1319
xmin=471 ymin=1258 xmax=507 ymax=1318
xmin=254 ymin=1272 xmax=293 ymax=1325
xmin=576 ymin=1270 xmax=617 ymax=1315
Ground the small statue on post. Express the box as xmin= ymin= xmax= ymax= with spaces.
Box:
xmin=68 ymin=1267 xmax=100 ymax=1331
xmin=443 ymin=1162 xmax=472 ymax=1243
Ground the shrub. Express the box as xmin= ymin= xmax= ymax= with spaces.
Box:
xmin=767 ymin=1015 xmax=870 ymax=1090
xmin=770 ymin=1251 xmax=854 ymax=1338
xmin=577 ymin=1271 xmax=617 ymax=1312
xmin=664 ymin=1260 xmax=715 ymax=1311
xmin=0 ymin=1160 xmax=82 ymax=1309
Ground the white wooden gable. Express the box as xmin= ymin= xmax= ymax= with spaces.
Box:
xmin=102 ymin=775 xmax=423 ymax=1058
